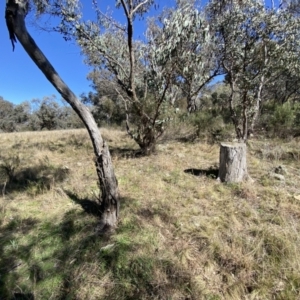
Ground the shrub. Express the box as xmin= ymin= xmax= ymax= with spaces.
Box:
xmin=271 ymin=102 xmax=294 ymax=137
xmin=188 ymin=110 xmax=234 ymax=142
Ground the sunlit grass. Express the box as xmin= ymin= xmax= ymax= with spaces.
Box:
xmin=1 ymin=128 xmax=300 ymax=299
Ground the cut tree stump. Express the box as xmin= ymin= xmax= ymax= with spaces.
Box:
xmin=218 ymin=142 xmax=248 ymax=183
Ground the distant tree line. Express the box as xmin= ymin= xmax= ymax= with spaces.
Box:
xmin=2 ymin=75 xmax=300 ymax=139
xmin=0 ymin=96 xmax=84 ymax=132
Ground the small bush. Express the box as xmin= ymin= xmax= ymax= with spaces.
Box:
xmin=189 ymin=110 xmax=234 ymax=142
xmin=270 ymin=102 xmax=294 ymax=137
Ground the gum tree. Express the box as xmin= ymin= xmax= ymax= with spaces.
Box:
xmin=206 ymin=0 xmax=300 ymax=141
xmin=48 ymin=0 xmax=216 ymax=155
xmin=40 ymin=0 xmax=166 ymax=155
xmin=5 ymin=0 xmax=119 ymax=231
xmin=153 ymin=0 xmax=224 ymax=112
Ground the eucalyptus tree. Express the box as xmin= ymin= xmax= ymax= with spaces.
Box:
xmin=5 ymin=0 xmax=119 ymax=230
xmin=152 ymin=0 xmax=223 ymax=113
xmin=286 ymin=0 xmax=300 ymax=14
xmin=35 ymin=96 xmax=61 ymax=130
xmin=51 ymin=0 xmax=220 ymax=154
xmin=0 ymin=97 xmax=15 ymax=132
xmin=49 ymin=0 xmax=187 ymax=155
xmin=206 ymin=0 xmax=300 ymax=141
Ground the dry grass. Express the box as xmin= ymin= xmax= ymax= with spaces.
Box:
xmin=1 ymin=128 xmax=300 ymax=299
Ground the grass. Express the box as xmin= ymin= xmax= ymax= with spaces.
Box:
xmin=1 ymin=128 xmax=300 ymax=299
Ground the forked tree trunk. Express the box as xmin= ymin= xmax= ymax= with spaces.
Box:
xmin=126 ymin=118 xmax=158 ymax=156
xmin=5 ymin=0 xmax=119 ymax=230
xmin=218 ymin=142 xmax=248 ymax=183
xmin=138 ymin=128 xmax=157 ymax=156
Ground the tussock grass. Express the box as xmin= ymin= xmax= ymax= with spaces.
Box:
xmin=1 ymin=129 xmax=300 ymax=299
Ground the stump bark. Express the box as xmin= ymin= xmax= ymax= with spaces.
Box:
xmin=218 ymin=142 xmax=248 ymax=183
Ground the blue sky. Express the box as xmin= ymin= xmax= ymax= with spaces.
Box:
xmin=0 ymin=0 xmax=176 ymax=105
xmin=1 ymin=0 xmax=278 ymax=105
xmin=1 ymin=4 xmax=90 ymax=104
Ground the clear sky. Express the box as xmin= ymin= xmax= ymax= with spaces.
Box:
xmin=1 ymin=5 xmax=90 ymax=104
xmin=0 ymin=0 xmax=278 ymax=105
xmin=0 ymin=0 xmax=176 ymax=105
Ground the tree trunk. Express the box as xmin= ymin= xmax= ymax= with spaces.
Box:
xmin=228 ymin=79 xmax=243 ymax=141
xmin=250 ymin=78 xmax=263 ymax=135
xmin=6 ymin=0 xmax=119 ymax=229
xmin=126 ymin=118 xmax=157 ymax=156
xmin=218 ymin=142 xmax=248 ymax=183
xmin=187 ymin=95 xmax=197 ymax=113
xmin=140 ymin=128 xmax=157 ymax=156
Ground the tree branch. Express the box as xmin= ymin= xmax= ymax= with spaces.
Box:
xmin=132 ymin=0 xmax=150 ymax=15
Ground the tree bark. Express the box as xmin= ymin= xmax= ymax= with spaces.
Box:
xmin=228 ymin=78 xmax=243 ymax=141
xmin=250 ymin=43 xmax=269 ymax=134
xmin=5 ymin=0 xmax=119 ymax=229
xmin=218 ymin=142 xmax=248 ymax=183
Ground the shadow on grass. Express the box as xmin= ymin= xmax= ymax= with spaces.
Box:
xmin=65 ymin=190 xmax=102 ymax=217
xmin=0 ymin=206 xmax=102 ymax=298
xmin=11 ymin=293 xmax=35 ymax=300
xmin=0 ymin=217 xmax=39 ymax=299
xmin=64 ymin=191 xmax=134 ymax=219
xmin=0 ymin=194 xmax=138 ymax=299
xmin=1 ymin=164 xmax=69 ymax=195
xmin=184 ymin=167 xmax=219 ymax=179
xmin=137 ymin=206 xmax=173 ymax=224
xmin=0 ymin=192 xmax=197 ymax=299
xmin=175 ymin=133 xmax=197 ymax=143
xmin=109 ymin=147 xmax=144 ymax=159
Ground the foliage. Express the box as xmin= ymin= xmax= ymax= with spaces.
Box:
xmin=33 ymin=0 xmax=219 ymax=154
xmin=0 ymin=96 xmax=84 ymax=132
xmin=35 ymin=96 xmax=62 ymax=130
xmin=0 ymin=97 xmax=30 ymax=132
xmin=257 ymin=100 xmax=300 ymax=138
xmin=33 ymin=97 xmax=84 ymax=130
xmin=176 ymin=82 xmax=234 ymax=143
xmin=264 ymin=70 xmax=300 ymax=105
xmin=80 ymin=71 xmax=127 ymax=126
xmin=155 ymin=0 xmax=223 ymax=112
xmin=206 ymin=0 xmax=300 ymax=141
xmin=190 ymin=110 xmax=234 ymax=142
xmin=271 ymin=102 xmax=295 ymax=135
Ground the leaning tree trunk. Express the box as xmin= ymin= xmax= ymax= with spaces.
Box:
xmin=218 ymin=142 xmax=248 ymax=183
xmin=5 ymin=0 xmax=119 ymax=230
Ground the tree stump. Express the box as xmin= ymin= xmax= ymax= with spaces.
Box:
xmin=218 ymin=142 xmax=248 ymax=183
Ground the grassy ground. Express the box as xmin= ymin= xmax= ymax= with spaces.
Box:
xmin=1 ymin=128 xmax=300 ymax=299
